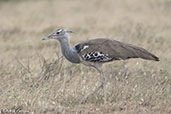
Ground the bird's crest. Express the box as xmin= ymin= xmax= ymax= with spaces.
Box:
xmin=55 ymin=29 xmax=72 ymax=35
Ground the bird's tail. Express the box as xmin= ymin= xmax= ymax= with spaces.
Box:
xmin=149 ymin=54 xmax=159 ymax=61
xmin=128 ymin=45 xmax=159 ymax=61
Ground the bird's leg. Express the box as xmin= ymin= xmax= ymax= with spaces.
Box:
xmin=80 ymin=67 xmax=107 ymax=104
xmin=100 ymin=70 xmax=107 ymax=104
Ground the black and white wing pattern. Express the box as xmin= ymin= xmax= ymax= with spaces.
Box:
xmin=75 ymin=39 xmax=120 ymax=63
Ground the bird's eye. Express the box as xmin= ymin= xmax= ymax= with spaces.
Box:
xmin=56 ymin=31 xmax=60 ymax=34
xmin=55 ymin=29 xmax=63 ymax=35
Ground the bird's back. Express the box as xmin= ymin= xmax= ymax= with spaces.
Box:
xmin=75 ymin=38 xmax=159 ymax=63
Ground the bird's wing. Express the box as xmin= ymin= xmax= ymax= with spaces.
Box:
xmin=74 ymin=38 xmax=159 ymax=62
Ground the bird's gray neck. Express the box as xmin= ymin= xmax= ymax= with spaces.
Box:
xmin=58 ymin=38 xmax=81 ymax=63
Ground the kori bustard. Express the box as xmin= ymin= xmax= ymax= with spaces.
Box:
xmin=42 ymin=29 xmax=159 ymax=104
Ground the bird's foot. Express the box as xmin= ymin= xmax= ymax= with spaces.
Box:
xmin=80 ymin=96 xmax=88 ymax=104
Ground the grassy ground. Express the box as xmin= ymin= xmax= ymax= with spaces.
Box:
xmin=0 ymin=0 xmax=171 ymax=114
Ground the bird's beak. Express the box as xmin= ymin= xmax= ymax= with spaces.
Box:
xmin=42 ymin=36 xmax=48 ymax=40
xmin=42 ymin=34 xmax=52 ymax=40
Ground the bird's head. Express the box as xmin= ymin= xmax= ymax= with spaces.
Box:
xmin=42 ymin=29 xmax=72 ymax=41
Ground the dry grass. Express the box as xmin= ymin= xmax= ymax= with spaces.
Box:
xmin=0 ymin=0 xmax=171 ymax=114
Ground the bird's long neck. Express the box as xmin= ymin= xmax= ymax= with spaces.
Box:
xmin=58 ymin=38 xmax=81 ymax=63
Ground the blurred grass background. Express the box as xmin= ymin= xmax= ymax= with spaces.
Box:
xmin=0 ymin=0 xmax=171 ymax=114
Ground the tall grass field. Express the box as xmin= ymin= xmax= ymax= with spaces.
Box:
xmin=0 ymin=0 xmax=171 ymax=113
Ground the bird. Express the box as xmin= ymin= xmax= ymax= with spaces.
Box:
xmin=42 ymin=28 xmax=159 ymax=104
